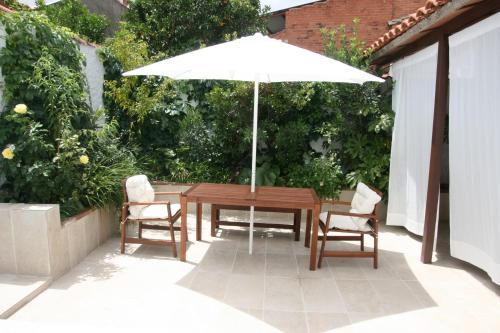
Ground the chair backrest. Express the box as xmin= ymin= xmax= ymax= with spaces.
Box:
xmin=124 ymin=175 xmax=155 ymax=217
xmin=125 ymin=175 xmax=155 ymax=202
xmin=350 ymin=182 xmax=383 ymax=216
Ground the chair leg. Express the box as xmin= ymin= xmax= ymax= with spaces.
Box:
xmin=138 ymin=222 xmax=143 ymax=239
xmin=170 ymin=221 xmax=177 ymax=258
xmin=318 ymin=221 xmax=330 ymax=269
xmin=360 ymin=234 xmax=364 ymax=251
xmin=120 ymin=221 xmax=126 ymax=254
xmin=373 ymin=234 xmax=378 ymax=269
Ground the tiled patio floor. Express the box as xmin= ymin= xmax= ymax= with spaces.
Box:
xmin=4 ymin=211 xmax=500 ymax=332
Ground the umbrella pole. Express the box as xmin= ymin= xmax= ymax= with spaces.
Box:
xmin=249 ymin=80 xmax=259 ymax=255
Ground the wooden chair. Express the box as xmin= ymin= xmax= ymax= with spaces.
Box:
xmin=120 ymin=176 xmax=183 ymax=257
xmin=317 ymin=184 xmax=383 ymax=269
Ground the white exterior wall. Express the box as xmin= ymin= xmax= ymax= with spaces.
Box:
xmin=80 ymin=43 xmax=105 ymax=113
xmin=0 ymin=23 xmax=6 ymax=112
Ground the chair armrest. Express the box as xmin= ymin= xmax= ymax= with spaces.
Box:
xmin=321 ymin=199 xmax=351 ymax=206
xmin=125 ymin=201 xmax=171 ymax=206
xmin=328 ymin=210 xmax=376 ymax=220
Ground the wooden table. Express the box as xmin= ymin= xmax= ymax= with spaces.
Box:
xmin=180 ymin=183 xmax=321 ymax=270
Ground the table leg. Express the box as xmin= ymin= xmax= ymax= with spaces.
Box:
xmin=304 ymin=209 xmax=312 ymax=248
xmin=196 ymin=202 xmax=202 ymax=241
xmin=294 ymin=209 xmax=301 ymax=241
xmin=180 ymin=195 xmax=188 ymax=262
xmin=210 ymin=205 xmax=217 ymax=237
xmin=309 ymin=203 xmax=320 ymax=270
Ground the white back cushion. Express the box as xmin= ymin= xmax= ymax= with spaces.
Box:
xmin=320 ymin=183 xmax=382 ymax=231
xmin=350 ymin=182 xmax=382 ymax=215
xmin=126 ymin=175 xmax=155 ymax=217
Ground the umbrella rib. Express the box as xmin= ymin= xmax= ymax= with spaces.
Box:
xmin=171 ymin=68 xmax=194 ymax=80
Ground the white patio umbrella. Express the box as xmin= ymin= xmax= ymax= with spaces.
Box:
xmin=123 ymin=33 xmax=383 ymax=254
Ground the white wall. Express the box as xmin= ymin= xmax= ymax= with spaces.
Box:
xmin=0 ymin=23 xmax=6 ymax=112
xmin=80 ymin=43 xmax=105 ymax=114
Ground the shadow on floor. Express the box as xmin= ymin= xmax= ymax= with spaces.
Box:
xmin=51 ymin=225 xmax=197 ymax=290
xmin=173 ymin=223 xmax=438 ymax=333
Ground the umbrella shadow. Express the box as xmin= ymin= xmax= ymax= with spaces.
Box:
xmin=175 ymin=221 xmax=439 ymax=332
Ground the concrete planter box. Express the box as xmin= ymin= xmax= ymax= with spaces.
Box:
xmin=0 ymin=204 xmax=117 ymax=278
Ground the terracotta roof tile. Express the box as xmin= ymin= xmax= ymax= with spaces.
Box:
xmin=0 ymin=4 xmax=15 ymax=13
xmin=368 ymin=0 xmax=450 ymax=52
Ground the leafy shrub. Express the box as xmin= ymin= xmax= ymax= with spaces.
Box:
xmin=0 ymin=12 xmax=138 ymax=217
xmin=38 ymin=0 xmax=110 ymax=43
xmin=287 ymin=156 xmax=343 ymax=199
xmin=320 ymin=21 xmax=393 ymax=192
xmin=99 ymin=25 xmax=190 ymax=177
xmin=126 ymin=0 xmax=268 ymax=56
xmin=101 ymin=12 xmax=392 ymax=197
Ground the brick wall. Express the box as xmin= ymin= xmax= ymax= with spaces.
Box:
xmin=272 ymin=0 xmax=424 ymax=53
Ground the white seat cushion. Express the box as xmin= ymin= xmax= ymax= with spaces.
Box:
xmin=319 ymin=212 xmax=371 ymax=232
xmin=129 ymin=203 xmax=181 ymax=220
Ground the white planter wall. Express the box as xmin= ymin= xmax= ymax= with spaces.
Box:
xmin=0 ymin=204 xmax=116 ymax=278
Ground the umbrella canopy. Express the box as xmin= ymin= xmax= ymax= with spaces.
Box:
xmin=123 ymin=33 xmax=384 ymax=254
xmin=124 ymin=33 xmax=383 ymax=84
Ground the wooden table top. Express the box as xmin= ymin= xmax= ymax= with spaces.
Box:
xmin=183 ymin=183 xmax=319 ymax=209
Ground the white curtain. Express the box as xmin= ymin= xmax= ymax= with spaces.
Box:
xmin=449 ymin=12 xmax=500 ymax=284
xmin=387 ymin=44 xmax=438 ymax=235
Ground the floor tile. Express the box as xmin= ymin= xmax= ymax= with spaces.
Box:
xmin=266 ymin=253 xmax=299 ymax=277
xmin=370 ymin=279 xmax=423 ymax=314
xmin=224 ymin=274 xmax=265 ymax=309
xmin=327 ymin=258 xmax=366 ymax=280
xmin=197 ymin=251 xmax=235 ymax=273
xmin=189 ymin=270 xmax=228 ymax=300
xmin=301 ymin=278 xmax=346 ymax=313
xmin=297 ymin=255 xmax=332 ymax=279
xmin=232 ymin=252 xmax=266 ymax=275
xmin=266 ymin=234 xmax=295 ymax=255
xmin=336 ymin=280 xmax=384 ymax=314
xmin=238 ymin=233 xmax=267 ymax=254
xmin=306 ymin=312 xmax=351 ymax=333
xmin=264 ymin=277 xmax=303 ymax=312
xmin=263 ymin=310 xmax=308 ymax=333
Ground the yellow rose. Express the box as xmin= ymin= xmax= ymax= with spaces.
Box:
xmin=79 ymin=155 xmax=89 ymax=165
xmin=2 ymin=147 xmax=14 ymax=160
xmin=14 ymin=104 xmax=28 ymax=114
